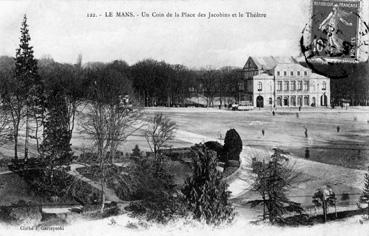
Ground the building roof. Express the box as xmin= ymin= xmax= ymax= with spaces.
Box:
xmin=249 ymin=56 xmax=296 ymax=70
xmin=245 ymin=56 xmax=329 ymax=80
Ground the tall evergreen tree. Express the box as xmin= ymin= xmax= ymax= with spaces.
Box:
xmin=249 ymin=149 xmax=303 ymax=224
xmin=40 ymin=90 xmax=72 ymax=180
xmin=182 ymin=144 xmax=234 ymax=225
xmin=14 ymin=14 xmax=44 ymax=160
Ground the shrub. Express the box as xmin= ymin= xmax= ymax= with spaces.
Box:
xmin=125 ymin=157 xmax=187 ymax=224
xmin=222 ymin=129 xmax=242 ymax=164
xmin=204 ymin=141 xmax=224 ymax=161
xmin=182 ymin=144 xmax=234 ymax=225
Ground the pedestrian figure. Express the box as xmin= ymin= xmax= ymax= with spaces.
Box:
xmin=272 ymin=110 xmax=275 ymax=116
xmin=305 ymin=147 xmax=310 ymax=159
xmin=304 ymin=127 xmax=308 ymax=138
xmin=262 ymin=129 xmax=265 ymax=136
xmin=299 ymin=106 xmax=302 ymax=111
xmin=296 ymin=112 xmax=299 ymax=118
xmin=336 ymin=126 xmax=340 ymax=133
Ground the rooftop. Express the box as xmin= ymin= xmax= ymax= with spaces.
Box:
xmin=249 ymin=56 xmax=296 ymax=70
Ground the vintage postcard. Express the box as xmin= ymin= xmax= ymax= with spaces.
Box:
xmin=0 ymin=0 xmax=368 ymax=235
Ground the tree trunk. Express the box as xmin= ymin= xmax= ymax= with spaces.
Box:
xmin=262 ymin=195 xmax=266 ymax=220
xmin=323 ymin=201 xmax=327 ymax=223
xmin=14 ymin=132 xmax=18 ymax=160
xmin=12 ymin=115 xmax=20 ymax=160
xmin=34 ymin=113 xmax=40 ymax=153
xmin=24 ymin=109 xmax=29 ymax=160
xmin=100 ymin=178 xmax=105 ymax=214
xmin=99 ymin=147 xmax=106 ymax=214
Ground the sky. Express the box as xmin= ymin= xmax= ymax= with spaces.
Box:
xmin=0 ymin=0 xmax=313 ymax=68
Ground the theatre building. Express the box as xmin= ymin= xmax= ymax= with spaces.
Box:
xmin=242 ymin=56 xmax=330 ymax=108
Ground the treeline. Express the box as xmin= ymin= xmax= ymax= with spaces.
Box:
xmin=330 ymin=62 xmax=369 ymax=106
xmin=0 ymin=56 xmax=243 ymax=108
xmin=305 ymin=61 xmax=369 ymax=106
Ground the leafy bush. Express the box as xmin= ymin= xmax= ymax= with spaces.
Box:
xmin=125 ymin=157 xmax=187 ymax=224
xmin=182 ymin=144 xmax=234 ymax=225
xmin=221 ymin=129 xmax=242 ymax=164
xmin=204 ymin=141 xmax=223 ymax=161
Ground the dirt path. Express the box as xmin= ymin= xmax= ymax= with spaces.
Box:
xmin=68 ymin=163 xmax=121 ymax=202
xmin=0 ymin=170 xmax=13 ymax=175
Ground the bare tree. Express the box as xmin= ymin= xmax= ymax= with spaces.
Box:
xmin=80 ymin=65 xmax=141 ymax=213
xmin=144 ymin=113 xmax=176 ymax=163
xmin=199 ymin=69 xmax=220 ymax=107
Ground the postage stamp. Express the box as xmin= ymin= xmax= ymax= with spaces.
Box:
xmin=303 ymin=0 xmax=368 ymax=63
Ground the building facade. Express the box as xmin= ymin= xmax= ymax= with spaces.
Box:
xmin=242 ymin=56 xmax=330 ymax=108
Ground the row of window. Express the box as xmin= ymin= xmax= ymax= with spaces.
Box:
xmin=277 ymin=81 xmax=308 ymax=91
xmin=275 ymin=95 xmax=312 ymax=106
xmin=257 ymin=81 xmax=327 ymax=92
xmin=277 ymin=71 xmax=308 ymax=77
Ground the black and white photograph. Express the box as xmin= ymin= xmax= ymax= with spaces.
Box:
xmin=0 ymin=0 xmax=369 ymax=235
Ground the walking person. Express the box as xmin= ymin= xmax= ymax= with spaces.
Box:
xmin=305 ymin=147 xmax=310 ymax=159
xmin=336 ymin=126 xmax=340 ymax=133
xmin=262 ymin=129 xmax=265 ymax=136
xmin=304 ymin=127 xmax=308 ymax=138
